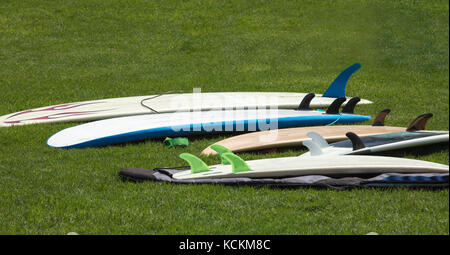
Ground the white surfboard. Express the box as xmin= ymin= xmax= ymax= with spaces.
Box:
xmin=47 ymin=101 xmax=371 ymax=148
xmin=0 ymin=63 xmax=372 ymax=127
xmin=301 ymin=131 xmax=449 ymax=157
xmin=172 ymin=152 xmax=449 ymax=180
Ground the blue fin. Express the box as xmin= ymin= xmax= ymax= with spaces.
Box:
xmin=322 ymin=63 xmax=361 ymax=98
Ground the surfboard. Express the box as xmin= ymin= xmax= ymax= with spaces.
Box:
xmin=201 ymin=111 xmax=434 ymax=155
xmin=172 ymin=148 xmax=449 ymax=180
xmin=0 ymin=63 xmax=372 ymax=127
xmin=47 ymin=98 xmax=371 ymax=148
xmin=301 ymin=130 xmax=449 ymax=157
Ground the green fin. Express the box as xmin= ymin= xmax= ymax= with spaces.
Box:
xmin=221 ymin=153 xmax=252 ymax=173
xmin=164 ymin=137 xmax=189 ymax=148
xmin=210 ymin=144 xmax=233 ymax=165
xmin=179 ymin=153 xmax=210 ymax=174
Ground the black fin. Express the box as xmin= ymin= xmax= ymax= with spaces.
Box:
xmin=406 ymin=113 xmax=433 ymax=131
xmin=297 ymin=93 xmax=315 ymax=111
xmin=326 ymin=97 xmax=346 ymax=114
xmin=341 ymin=97 xmax=361 ymax=114
xmin=346 ymin=132 xmax=366 ymax=151
xmin=372 ymin=109 xmax=391 ymax=126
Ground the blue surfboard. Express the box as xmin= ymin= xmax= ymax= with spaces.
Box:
xmin=47 ymin=97 xmax=371 ymax=148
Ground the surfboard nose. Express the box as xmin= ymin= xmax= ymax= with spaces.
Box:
xmin=201 ymin=147 xmax=217 ymax=156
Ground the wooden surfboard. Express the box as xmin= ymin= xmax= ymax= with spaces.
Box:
xmin=201 ymin=111 xmax=435 ymax=155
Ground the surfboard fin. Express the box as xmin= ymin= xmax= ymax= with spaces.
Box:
xmin=372 ymin=109 xmax=391 ymax=126
xmin=326 ymin=97 xmax=346 ymax=114
xmin=345 ymin=132 xmax=366 ymax=151
xmin=179 ymin=153 xmax=210 ymax=174
xmin=406 ymin=113 xmax=433 ymax=132
xmin=302 ymin=140 xmax=324 ymax=156
xmin=297 ymin=93 xmax=315 ymax=111
xmin=306 ymin=131 xmax=329 ymax=148
xmin=221 ymin=153 xmax=252 ymax=173
xmin=341 ymin=97 xmax=361 ymax=114
xmin=210 ymin=144 xmax=233 ymax=165
xmin=322 ymin=63 xmax=361 ymax=98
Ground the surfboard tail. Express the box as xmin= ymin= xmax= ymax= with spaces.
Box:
xmin=322 ymin=63 xmax=361 ymax=98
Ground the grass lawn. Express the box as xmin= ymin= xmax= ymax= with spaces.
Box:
xmin=0 ymin=0 xmax=448 ymax=234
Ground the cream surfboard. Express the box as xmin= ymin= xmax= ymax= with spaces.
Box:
xmin=172 ymin=148 xmax=449 ymax=180
xmin=201 ymin=111 xmax=434 ymax=155
xmin=0 ymin=63 xmax=371 ymax=127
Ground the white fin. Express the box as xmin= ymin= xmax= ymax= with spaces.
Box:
xmin=303 ymin=140 xmax=324 ymax=156
xmin=306 ymin=131 xmax=330 ymax=148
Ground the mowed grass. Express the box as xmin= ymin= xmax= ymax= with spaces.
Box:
xmin=0 ymin=0 xmax=448 ymax=234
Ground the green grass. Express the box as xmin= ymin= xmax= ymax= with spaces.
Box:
xmin=0 ymin=0 xmax=448 ymax=234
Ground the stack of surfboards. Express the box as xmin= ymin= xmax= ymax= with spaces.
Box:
xmin=164 ymin=112 xmax=447 ymax=181
xmin=180 ymin=112 xmax=448 ymax=180
xmin=1 ymin=63 xmax=376 ymax=149
xmin=1 ymin=62 xmax=448 ymax=181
